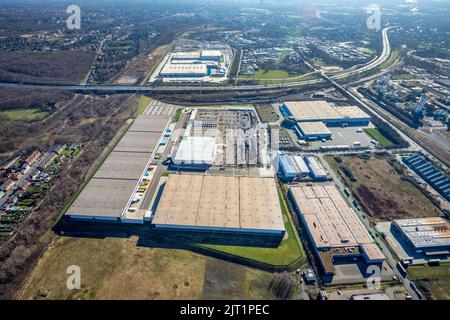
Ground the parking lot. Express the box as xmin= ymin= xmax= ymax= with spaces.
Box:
xmin=309 ymin=124 xmax=377 ymax=149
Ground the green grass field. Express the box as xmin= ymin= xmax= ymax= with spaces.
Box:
xmin=408 ymin=263 xmax=450 ymax=300
xmin=359 ymin=47 xmax=376 ymax=55
xmin=201 ymin=184 xmax=306 ymax=269
xmin=363 ymin=128 xmax=394 ymax=147
xmin=378 ymin=50 xmax=399 ymax=70
xmin=0 ymin=108 xmax=48 ymax=121
xmin=137 ymin=96 xmax=152 ymax=115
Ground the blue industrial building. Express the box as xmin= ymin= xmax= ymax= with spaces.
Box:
xmin=278 ymin=155 xmax=326 ymax=181
xmin=403 ymin=154 xmax=450 ymax=202
xmin=278 ymin=155 xmax=297 ymax=180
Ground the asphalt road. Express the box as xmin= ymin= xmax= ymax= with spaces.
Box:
xmin=139 ymin=111 xmax=188 ymax=211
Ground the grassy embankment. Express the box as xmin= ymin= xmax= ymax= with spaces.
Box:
xmin=363 ymin=128 xmax=394 ymax=147
xmin=408 ymin=263 xmax=450 ymax=300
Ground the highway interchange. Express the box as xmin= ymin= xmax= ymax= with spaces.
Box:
xmin=0 ymin=28 xmax=391 ymax=93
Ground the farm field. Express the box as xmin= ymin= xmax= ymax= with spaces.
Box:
xmin=408 ymin=263 xmax=450 ymax=300
xmin=325 ymin=154 xmax=441 ymax=221
xmin=0 ymin=108 xmax=48 ymax=121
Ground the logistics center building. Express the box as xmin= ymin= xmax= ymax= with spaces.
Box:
xmin=65 ymin=114 xmax=170 ymax=224
xmin=280 ymin=101 xmax=371 ymax=125
xmin=289 ymin=184 xmax=384 ymax=275
xmin=280 ymin=101 xmax=371 ymax=141
xmin=152 ymin=174 xmax=286 ymax=237
xmin=392 ymin=218 xmax=450 ymax=258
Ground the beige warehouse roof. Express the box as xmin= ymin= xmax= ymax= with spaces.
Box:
xmin=361 ymin=243 xmax=385 ymax=261
xmin=290 ymin=184 xmax=375 ymax=248
xmin=283 ymin=101 xmax=370 ymax=122
xmin=152 ymin=174 xmax=285 ymax=232
xmin=297 ymin=121 xmax=332 ymax=136
xmin=284 ymin=101 xmax=342 ymax=121
xmin=335 ymin=106 xmax=370 ymax=119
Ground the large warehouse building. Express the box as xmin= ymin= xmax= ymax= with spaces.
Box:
xmin=278 ymin=155 xmax=329 ymax=181
xmin=152 ymin=174 xmax=286 ymax=237
xmin=403 ymin=153 xmax=450 ymax=202
xmin=160 ymin=64 xmax=208 ymax=78
xmin=392 ymin=218 xmax=450 ymax=258
xmin=289 ymin=184 xmax=384 ymax=276
xmin=295 ymin=121 xmax=332 ymax=141
xmin=280 ymin=101 xmax=371 ymax=126
xmin=65 ymin=114 xmax=170 ymax=224
xmin=172 ymin=136 xmax=216 ymax=166
xmin=158 ymin=50 xmax=226 ymax=80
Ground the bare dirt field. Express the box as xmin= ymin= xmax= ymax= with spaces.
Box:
xmin=112 ymin=44 xmax=169 ymax=85
xmin=19 ymin=235 xmax=279 ymax=300
xmin=334 ymin=155 xmax=441 ymax=221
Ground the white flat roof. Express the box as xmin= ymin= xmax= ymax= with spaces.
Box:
xmin=173 ymin=51 xmax=201 ymax=59
xmin=305 ymin=157 xmax=327 ymax=177
xmin=201 ymin=50 xmax=222 ymax=57
xmin=174 ymin=136 xmax=216 ymax=164
xmin=161 ymin=63 xmax=208 ymax=75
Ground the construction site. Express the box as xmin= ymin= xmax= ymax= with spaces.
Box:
xmin=171 ymin=107 xmax=271 ymax=169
